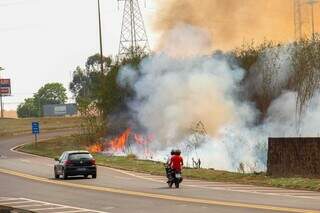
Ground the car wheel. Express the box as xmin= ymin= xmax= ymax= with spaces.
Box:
xmin=92 ymin=174 xmax=97 ymax=179
xmin=54 ymin=168 xmax=59 ymax=179
xmin=54 ymin=172 xmax=59 ymax=179
xmin=62 ymin=169 xmax=68 ymax=180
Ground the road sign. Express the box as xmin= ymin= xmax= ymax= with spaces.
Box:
xmin=32 ymin=122 xmax=40 ymax=135
xmin=0 ymin=79 xmax=11 ymax=96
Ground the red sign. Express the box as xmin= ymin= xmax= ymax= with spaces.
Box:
xmin=0 ymin=79 xmax=11 ymax=96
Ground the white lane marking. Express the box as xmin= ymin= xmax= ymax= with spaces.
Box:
xmin=20 ymin=159 xmax=30 ymax=163
xmin=0 ymin=200 xmax=32 ymax=205
xmin=103 ymin=207 xmax=115 ymax=210
xmin=52 ymin=210 xmax=88 ymax=213
xmin=12 ymin=203 xmax=50 ymax=208
xmin=29 ymin=206 xmax=69 ymax=211
xmin=0 ymin=197 xmax=110 ymax=213
xmin=187 ymin=184 xmax=320 ymax=200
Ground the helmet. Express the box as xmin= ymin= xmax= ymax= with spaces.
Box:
xmin=175 ymin=149 xmax=181 ymax=155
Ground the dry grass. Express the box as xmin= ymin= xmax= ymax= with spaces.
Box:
xmin=232 ymin=37 xmax=320 ymax=120
xmin=0 ymin=117 xmax=81 ymax=137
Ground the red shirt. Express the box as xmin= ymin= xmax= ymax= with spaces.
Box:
xmin=170 ymin=155 xmax=183 ymax=171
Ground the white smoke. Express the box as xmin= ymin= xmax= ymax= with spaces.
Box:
xmin=118 ymin=24 xmax=320 ymax=172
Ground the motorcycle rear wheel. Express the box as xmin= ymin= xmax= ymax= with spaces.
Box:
xmin=175 ymin=180 xmax=180 ymax=188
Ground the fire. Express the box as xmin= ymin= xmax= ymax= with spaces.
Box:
xmin=88 ymin=143 xmax=104 ymax=153
xmin=134 ymin=134 xmax=147 ymax=145
xmin=87 ymin=128 xmax=154 ymax=158
xmin=134 ymin=133 xmax=153 ymax=158
xmin=110 ymin=128 xmax=131 ymax=152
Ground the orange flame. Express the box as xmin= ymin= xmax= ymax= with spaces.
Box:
xmin=88 ymin=128 xmax=154 ymax=158
xmin=110 ymin=128 xmax=131 ymax=152
xmin=87 ymin=143 xmax=104 ymax=153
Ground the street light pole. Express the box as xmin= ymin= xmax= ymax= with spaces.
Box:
xmin=97 ymin=0 xmax=104 ymax=73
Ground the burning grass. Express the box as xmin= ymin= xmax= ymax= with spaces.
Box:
xmin=18 ymin=135 xmax=320 ymax=191
xmin=87 ymin=128 xmax=153 ymax=159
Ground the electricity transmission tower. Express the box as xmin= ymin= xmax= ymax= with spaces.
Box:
xmin=294 ymin=0 xmax=303 ymax=40
xmin=118 ymin=0 xmax=150 ymax=56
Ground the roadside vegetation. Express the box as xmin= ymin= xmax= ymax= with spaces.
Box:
xmin=0 ymin=117 xmax=80 ymax=137
xmin=17 ymin=83 xmax=68 ymax=118
xmin=19 ymin=136 xmax=320 ymax=191
xmin=69 ymin=51 xmax=146 ymax=144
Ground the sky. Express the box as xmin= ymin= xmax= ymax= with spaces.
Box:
xmin=0 ymin=0 xmax=158 ymax=110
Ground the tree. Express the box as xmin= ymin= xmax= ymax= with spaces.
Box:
xmin=34 ymin=83 xmax=67 ymax=107
xmin=17 ymin=98 xmax=39 ymax=118
xmin=69 ymin=51 xmax=147 ymax=141
xmin=70 ymin=52 xmax=146 ymax=117
xmin=17 ymin=83 xmax=67 ymax=118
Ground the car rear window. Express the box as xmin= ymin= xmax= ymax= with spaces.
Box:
xmin=69 ymin=153 xmax=93 ymax=160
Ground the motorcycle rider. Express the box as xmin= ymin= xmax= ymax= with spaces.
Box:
xmin=166 ymin=149 xmax=183 ymax=188
xmin=165 ymin=150 xmax=176 ymax=182
xmin=170 ymin=149 xmax=183 ymax=172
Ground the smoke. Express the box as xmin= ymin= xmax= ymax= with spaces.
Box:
xmin=153 ymin=0 xmax=320 ymax=50
xmin=157 ymin=23 xmax=213 ymax=57
xmin=117 ymin=23 xmax=320 ymax=172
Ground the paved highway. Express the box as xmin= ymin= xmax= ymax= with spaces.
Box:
xmin=0 ymin=131 xmax=320 ymax=213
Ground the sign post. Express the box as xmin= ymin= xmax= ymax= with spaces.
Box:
xmin=0 ymin=78 xmax=11 ymax=118
xmin=32 ymin=122 xmax=40 ymax=145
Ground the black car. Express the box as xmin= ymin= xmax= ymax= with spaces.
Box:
xmin=54 ymin=151 xmax=97 ymax=179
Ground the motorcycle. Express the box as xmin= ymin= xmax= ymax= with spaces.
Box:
xmin=165 ymin=164 xmax=183 ymax=188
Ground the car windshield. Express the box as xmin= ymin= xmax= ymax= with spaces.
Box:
xmin=69 ymin=153 xmax=92 ymax=160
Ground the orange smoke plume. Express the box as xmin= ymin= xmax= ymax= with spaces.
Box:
xmin=153 ymin=0 xmax=320 ymax=50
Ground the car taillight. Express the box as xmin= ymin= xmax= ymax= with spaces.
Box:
xmin=65 ymin=160 xmax=72 ymax=166
xmin=90 ymin=159 xmax=96 ymax=165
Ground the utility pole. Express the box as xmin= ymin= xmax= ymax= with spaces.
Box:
xmin=294 ymin=0 xmax=303 ymax=40
xmin=307 ymin=0 xmax=319 ymax=40
xmin=97 ymin=0 xmax=104 ymax=73
xmin=118 ymin=0 xmax=150 ymax=57
xmin=0 ymin=67 xmax=4 ymax=118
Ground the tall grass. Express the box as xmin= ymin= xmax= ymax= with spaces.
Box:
xmin=232 ymin=36 xmax=320 ymax=121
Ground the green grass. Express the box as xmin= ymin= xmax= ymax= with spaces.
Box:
xmin=0 ymin=117 xmax=81 ymax=137
xmin=18 ymin=136 xmax=320 ymax=191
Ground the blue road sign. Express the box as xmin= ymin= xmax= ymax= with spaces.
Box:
xmin=32 ymin=122 xmax=40 ymax=134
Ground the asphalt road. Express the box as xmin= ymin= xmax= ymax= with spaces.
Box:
xmin=0 ymin=131 xmax=320 ymax=213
